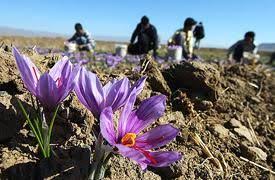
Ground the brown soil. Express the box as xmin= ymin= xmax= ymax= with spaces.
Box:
xmin=0 ymin=39 xmax=274 ymax=180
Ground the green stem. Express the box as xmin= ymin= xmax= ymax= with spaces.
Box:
xmin=46 ymin=106 xmax=59 ymax=157
xmin=33 ymin=117 xmax=43 ymax=145
xmin=17 ymin=99 xmax=47 ymax=157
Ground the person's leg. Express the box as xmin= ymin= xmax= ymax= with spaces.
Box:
xmin=197 ymin=40 xmax=200 ymax=49
xmin=194 ymin=39 xmax=198 ymax=49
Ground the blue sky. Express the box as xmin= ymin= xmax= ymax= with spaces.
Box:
xmin=0 ymin=0 xmax=274 ymax=47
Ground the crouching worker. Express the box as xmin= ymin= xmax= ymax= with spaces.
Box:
xmin=168 ymin=17 xmax=197 ymax=60
xmin=227 ymin=31 xmax=259 ymax=64
xmin=66 ymin=23 xmax=95 ymax=52
xmin=128 ymin=16 xmax=159 ymax=57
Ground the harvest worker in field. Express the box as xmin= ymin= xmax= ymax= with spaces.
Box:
xmin=168 ymin=17 xmax=197 ymax=59
xmin=227 ymin=31 xmax=257 ymax=63
xmin=193 ymin=22 xmax=205 ymax=49
xmin=66 ymin=23 xmax=95 ymax=52
xmin=128 ymin=16 xmax=159 ymax=57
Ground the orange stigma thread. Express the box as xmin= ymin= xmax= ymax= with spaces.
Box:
xmin=121 ymin=133 xmax=137 ymax=147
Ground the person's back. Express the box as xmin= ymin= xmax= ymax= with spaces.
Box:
xmin=128 ymin=16 xmax=158 ymax=57
xmin=228 ymin=31 xmax=256 ymax=62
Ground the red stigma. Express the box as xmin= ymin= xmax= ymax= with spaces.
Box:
xmin=32 ymin=67 xmax=39 ymax=81
xmin=133 ymin=146 xmax=157 ymax=164
xmin=57 ymin=78 xmax=62 ymax=87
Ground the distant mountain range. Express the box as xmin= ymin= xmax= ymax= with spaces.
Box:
xmin=258 ymin=43 xmax=275 ymax=52
xmin=0 ymin=26 xmax=129 ymax=42
xmin=0 ymin=26 xmax=64 ymax=37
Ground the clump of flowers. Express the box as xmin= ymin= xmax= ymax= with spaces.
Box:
xmin=13 ymin=46 xmax=181 ymax=179
xmin=13 ymin=47 xmax=78 ymax=158
xmin=105 ymin=54 xmax=123 ymax=68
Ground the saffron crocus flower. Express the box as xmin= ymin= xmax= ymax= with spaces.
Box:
xmin=13 ymin=47 xmax=78 ymax=109
xmin=105 ymin=54 xmax=123 ymax=68
xmin=100 ymin=89 xmax=182 ymax=170
xmin=74 ymin=67 xmax=146 ymax=118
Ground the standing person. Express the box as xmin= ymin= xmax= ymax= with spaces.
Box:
xmin=128 ymin=16 xmax=159 ymax=57
xmin=193 ymin=22 xmax=205 ymax=49
xmin=227 ymin=31 xmax=256 ymax=63
xmin=168 ymin=17 xmax=197 ymax=59
xmin=67 ymin=23 xmax=95 ymax=52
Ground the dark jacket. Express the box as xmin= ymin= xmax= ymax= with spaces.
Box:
xmin=130 ymin=23 xmax=158 ymax=51
xmin=228 ymin=40 xmax=256 ymax=62
xmin=68 ymin=31 xmax=92 ymax=46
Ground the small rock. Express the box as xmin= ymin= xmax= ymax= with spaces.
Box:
xmin=240 ymin=143 xmax=267 ymax=161
xmin=229 ymin=118 xmax=243 ymax=128
xmin=234 ymin=127 xmax=254 ymax=143
xmin=248 ymin=147 xmax=267 ymax=161
xmin=210 ymin=124 xmax=230 ymax=138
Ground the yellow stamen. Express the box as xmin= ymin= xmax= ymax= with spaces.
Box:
xmin=121 ymin=133 xmax=137 ymax=147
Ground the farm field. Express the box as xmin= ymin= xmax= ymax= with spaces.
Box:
xmin=0 ymin=36 xmax=274 ymax=179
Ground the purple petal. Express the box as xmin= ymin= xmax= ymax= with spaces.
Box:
xmin=36 ymin=73 xmax=58 ymax=109
xmin=124 ymin=95 xmax=166 ymax=135
xmin=105 ymin=78 xmax=131 ymax=111
xmin=100 ymin=107 xmax=116 ymax=145
xmin=74 ymin=67 xmax=104 ymax=118
xmin=49 ymin=58 xmax=77 ymax=102
xmin=131 ymin=76 xmax=147 ymax=95
xmin=115 ymin=144 xmax=147 ymax=169
xmin=49 ymin=57 xmax=70 ymax=80
xmin=102 ymin=79 xmax=117 ymax=98
xmin=12 ymin=47 xmax=40 ymax=96
xmin=135 ymin=125 xmax=179 ymax=150
xmin=58 ymin=62 xmax=79 ymax=101
xmin=117 ymin=88 xmax=137 ymax=140
xmin=145 ymin=151 xmax=182 ymax=167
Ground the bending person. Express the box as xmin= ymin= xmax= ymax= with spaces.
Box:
xmin=128 ymin=16 xmax=159 ymax=57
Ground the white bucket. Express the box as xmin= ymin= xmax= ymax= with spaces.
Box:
xmin=64 ymin=42 xmax=77 ymax=53
xmin=115 ymin=44 xmax=127 ymax=57
xmin=167 ymin=46 xmax=182 ymax=62
xmin=243 ymin=52 xmax=260 ymax=64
